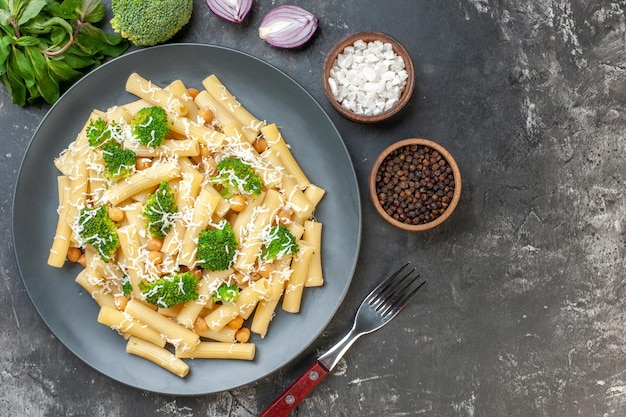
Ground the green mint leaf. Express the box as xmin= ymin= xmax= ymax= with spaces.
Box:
xmin=14 ymin=35 xmax=38 ymax=46
xmin=17 ymin=0 xmax=46 ymax=26
xmin=0 ymin=35 xmax=10 ymax=68
xmin=81 ymin=0 xmax=104 ymax=23
xmin=47 ymin=57 xmax=81 ymax=81
xmin=2 ymin=67 xmax=26 ymax=105
xmin=25 ymin=46 xmax=59 ymax=104
xmin=11 ymin=47 xmax=34 ymax=88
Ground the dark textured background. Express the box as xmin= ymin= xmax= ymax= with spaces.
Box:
xmin=2 ymin=1 xmax=626 ymax=416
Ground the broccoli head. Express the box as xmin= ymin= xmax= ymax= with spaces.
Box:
xmin=144 ymin=181 xmax=177 ymax=239
xmin=139 ymin=272 xmax=199 ymax=308
xmin=261 ymin=224 xmax=299 ymax=262
xmin=102 ymin=143 xmax=136 ymax=181
xmin=212 ymin=283 xmax=239 ymax=304
xmin=110 ymin=0 xmax=193 ymax=47
xmin=77 ymin=205 xmax=120 ymax=262
xmin=86 ymin=117 xmax=118 ymax=147
xmin=131 ymin=106 xmax=171 ymax=147
xmin=197 ymin=222 xmax=238 ymax=271
xmin=211 ymin=157 xmax=263 ymax=199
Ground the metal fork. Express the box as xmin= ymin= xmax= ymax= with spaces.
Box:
xmin=259 ymin=262 xmax=426 ymax=417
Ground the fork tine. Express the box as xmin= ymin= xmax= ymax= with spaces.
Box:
xmin=369 ymin=264 xmax=416 ymax=311
xmin=365 ymin=262 xmax=412 ymax=305
xmin=377 ymin=271 xmax=424 ymax=318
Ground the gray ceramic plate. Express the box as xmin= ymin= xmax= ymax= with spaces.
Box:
xmin=13 ymin=44 xmax=361 ymax=395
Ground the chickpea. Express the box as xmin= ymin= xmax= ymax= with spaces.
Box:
xmin=187 ymin=87 xmax=200 ymax=99
xmin=235 ymin=327 xmax=251 ymax=343
xmin=115 ymin=295 xmax=129 ymax=311
xmin=229 ymin=195 xmax=247 ymax=212
xmin=276 ymin=209 xmax=292 ymax=224
xmin=204 ymin=155 xmax=217 ymax=173
xmin=199 ymin=143 xmax=212 ymax=158
xmin=194 ymin=317 xmax=208 ymax=333
xmin=146 ymin=237 xmax=164 ymax=252
xmin=148 ymin=250 xmax=163 ymax=265
xmin=108 ymin=205 xmax=125 ymax=223
xmin=136 ymin=157 xmax=152 ymax=170
xmin=67 ymin=247 xmax=82 ymax=263
xmin=227 ymin=315 xmax=244 ymax=330
xmin=198 ymin=107 xmax=214 ymax=125
xmin=77 ymin=253 xmax=86 ymax=268
xmin=257 ymin=262 xmax=273 ymax=278
xmin=253 ymin=137 xmax=268 ymax=153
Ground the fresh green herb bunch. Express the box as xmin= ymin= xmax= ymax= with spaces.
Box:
xmin=144 ymin=180 xmax=177 ymax=239
xmin=261 ymin=224 xmax=299 ymax=262
xmin=110 ymin=0 xmax=193 ymax=47
xmin=211 ymin=157 xmax=263 ymax=199
xmin=131 ymin=106 xmax=171 ymax=147
xmin=0 ymin=0 xmax=129 ymax=106
xmin=77 ymin=204 xmax=120 ymax=262
xmin=212 ymin=282 xmax=239 ymax=304
xmin=139 ymin=272 xmax=199 ymax=308
xmin=196 ymin=221 xmax=238 ymax=271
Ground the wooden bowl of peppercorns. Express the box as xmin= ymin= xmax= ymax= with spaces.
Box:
xmin=369 ymin=138 xmax=461 ymax=231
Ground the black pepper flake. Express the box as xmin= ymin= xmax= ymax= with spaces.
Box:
xmin=375 ymin=144 xmax=455 ymax=226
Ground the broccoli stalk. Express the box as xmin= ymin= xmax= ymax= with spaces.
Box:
xmin=144 ymin=181 xmax=177 ymax=239
xmin=139 ymin=272 xmax=199 ymax=308
xmin=77 ymin=205 xmax=120 ymax=262
xmin=110 ymin=0 xmax=193 ymax=47
xmin=261 ymin=224 xmax=299 ymax=262
xmin=102 ymin=143 xmax=136 ymax=181
xmin=196 ymin=221 xmax=238 ymax=271
xmin=211 ymin=157 xmax=263 ymax=199
xmin=130 ymin=106 xmax=171 ymax=147
xmin=212 ymin=283 xmax=239 ymax=304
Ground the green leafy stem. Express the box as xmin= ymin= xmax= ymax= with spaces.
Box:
xmin=0 ymin=0 xmax=128 ymax=106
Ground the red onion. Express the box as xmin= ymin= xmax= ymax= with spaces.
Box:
xmin=258 ymin=5 xmax=318 ymax=48
xmin=206 ymin=0 xmax=252 ymax=24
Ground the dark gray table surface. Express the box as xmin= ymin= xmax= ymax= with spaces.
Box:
xmin=3 ymin=1 xmax=626 ymax=416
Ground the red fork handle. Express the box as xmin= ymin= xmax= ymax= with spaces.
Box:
xmin=258 ymin=361 xmax=330 ymax=417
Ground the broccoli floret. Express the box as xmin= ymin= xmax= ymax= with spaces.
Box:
xmin=130 ymin=106 xmax=171 ymax=147
xmin=139 ymin=272 xmax=199 ymax=308
xmin=211 ymin=157 xmax=263 ymax=199
xmin=212 ymin=283 xmax=239 ymax=304
xmin=102 ymin=143 xmax=136 ymax=181
xmin=121 ymin=274 xmax=132 ymax=296
xmin=86 ymin=117 xmax=117 ymax=147
xmin=110 ymin=0 xmax=193 ymax=47
xmin=144 ymin=181 xmax=177 ymax=239
xmin=197 ymin=222 xmax=238 ymax=271
xmin=261 ymin=225 xmax=299 ymax=262
xmin=77 ymin=205 xmax=120 ymax=262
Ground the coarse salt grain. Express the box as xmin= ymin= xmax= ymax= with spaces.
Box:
xmin=328 ymin=39 xmax=409 ymax=117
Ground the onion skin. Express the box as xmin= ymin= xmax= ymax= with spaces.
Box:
xmin=206 ymin=0 xmax=252 ymax=24
xmin=258 ymin=5 xmax=318 ymax=48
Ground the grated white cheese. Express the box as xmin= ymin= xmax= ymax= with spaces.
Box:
xmin=328 ymin=39 xmax=409 ymax=116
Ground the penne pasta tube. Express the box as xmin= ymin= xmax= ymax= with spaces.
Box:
xmin=261 ymin=124 xmax=309 ymax=186
xmin=169 ymin=116 xmax=226 ymax=149
xmin=125 ymin=72 xmax=188 ymax=117
xmin=233 ymin=189 xmax=282 ymax=271
xmin=282 ymin=242 xmax=315 ymax=313
xmin=97 ymin=305 xmax=166 ymax=348
xmin=202 ymin=74 xmax=266 ymax=141
xmin=175 ymin=341 xmax=255 ymax=360
xmin=75 ymin=268 xmax=117 ymax=309
xmin=251 ymin=258 xmax=292 ymax=337
xmin=195 ymin=326 xmax=236 ymax=343
xmin=178 ymin=187 xmax=222 ymax=267
xmin=125 ymin=299 xmax=200 ymax=351
xmin=124 ymin=139 xmax=200 ymax=158
xmin=166 ymin=79 xmax=200 ymax=120
xmin=102 ymin=160 xmax=181 ymax=205
xmin=303 ymin=220 xmax=324 ymax=287
xmin=176 ymin=270 xmax=230 ymax=328
xmin=126 ymin=336 xmax=189 ymax=378
xmin=48 ymin=176 xmax=72 ymax=267
xmin=203 ymin=278 xmax=269 ymax=332
xmin=116 ymin=224 xmax=145 ymax=298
